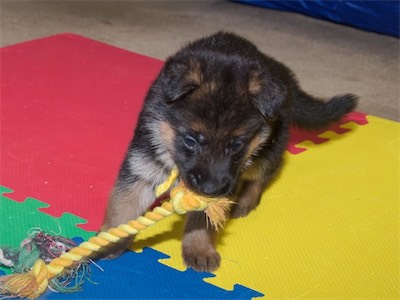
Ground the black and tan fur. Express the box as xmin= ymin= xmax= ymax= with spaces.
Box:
xmin=101 ymin=32 xmax=358 ymax=272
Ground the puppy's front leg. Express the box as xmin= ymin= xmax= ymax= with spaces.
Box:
xmin=101 ymin=178 xmax=156 ymax=258
xmin=231 ymin=160 xmax=280 ymax=218
xmin=182 ymin=211 xmax=220 ymax=272
xmin=230 ymin=179 xmax=266 ymax=218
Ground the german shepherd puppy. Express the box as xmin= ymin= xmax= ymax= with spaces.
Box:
xmin=101 ymin=32 xmax=357 ymax=272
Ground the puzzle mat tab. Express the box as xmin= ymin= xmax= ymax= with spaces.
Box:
xmin=0 ymin=186 xmax=93 ymax=251
xmin=287 ymin=111 xmax=368 ymax=154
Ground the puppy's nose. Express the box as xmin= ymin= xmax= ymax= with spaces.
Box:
xmin=188 ymin=172 xmax=231 ymax=197
xmin=201 ymin=181 xmax=231 ymax=197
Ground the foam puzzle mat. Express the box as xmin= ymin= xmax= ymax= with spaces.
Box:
xmin=1 ymin=34 xmax=399 ymax=299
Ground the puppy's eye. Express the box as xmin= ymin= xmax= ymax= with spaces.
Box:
xmin=183 ymin=136 xmax=198 ymax=151
xmin=229 ymin=139 xmax=244 ymax=154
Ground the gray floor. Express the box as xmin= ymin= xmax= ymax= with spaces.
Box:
xmin=1 ymin=1 xmax=399 ymax=121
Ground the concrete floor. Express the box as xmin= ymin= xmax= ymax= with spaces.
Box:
xmin=1 ymin=1 xmax=399 ymax=121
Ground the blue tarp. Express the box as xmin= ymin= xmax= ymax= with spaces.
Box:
xmin=236 ymin=0 xmax=399 ymax=37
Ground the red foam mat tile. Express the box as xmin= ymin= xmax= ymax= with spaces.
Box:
xmin=1 ymin=34 xmax=163 ymax=230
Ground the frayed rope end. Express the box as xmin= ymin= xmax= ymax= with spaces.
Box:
xmin=205 ymin=198 xmax=234 ymax=231
xmin=0 ymin=272 xmax=41 ymax=299
xmin=0 ymin=259 xmax=48 ymax=299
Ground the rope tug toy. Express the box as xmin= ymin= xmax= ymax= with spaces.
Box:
xmin=0 ymin=168 xmax=233 ymax=299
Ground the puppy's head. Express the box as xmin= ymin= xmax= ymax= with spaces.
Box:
xmin=156 ymin=53 xmax=286 ymax=197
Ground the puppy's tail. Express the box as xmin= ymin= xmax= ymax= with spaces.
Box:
xmin=291 ymin=91 xmax=358 ymax=129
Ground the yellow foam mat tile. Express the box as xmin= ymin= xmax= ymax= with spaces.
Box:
xmin=134 ymin=115 xmax=399 ymax=299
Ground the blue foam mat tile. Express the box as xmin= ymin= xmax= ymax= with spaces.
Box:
xmin=41 ymin=247 xmax=263 ymax=300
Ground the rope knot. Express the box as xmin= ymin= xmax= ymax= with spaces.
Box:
xmin=169 ymin=182 xmax=233 ymax=230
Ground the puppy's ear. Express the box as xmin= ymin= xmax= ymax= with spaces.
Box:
xmin=248 ymin=70 xmax=287 ymax=121
xmin=162 ymin=59 xmax=202 ymax=102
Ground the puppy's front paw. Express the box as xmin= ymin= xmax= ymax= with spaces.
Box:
xmin=183 ymin=246 xmax=221 ymax=272
xmin=230 ymin=202 xmax=256 ymax=218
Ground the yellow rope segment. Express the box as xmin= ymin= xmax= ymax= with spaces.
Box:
xmin=0 ymin=168 xmax=232 ymax=299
